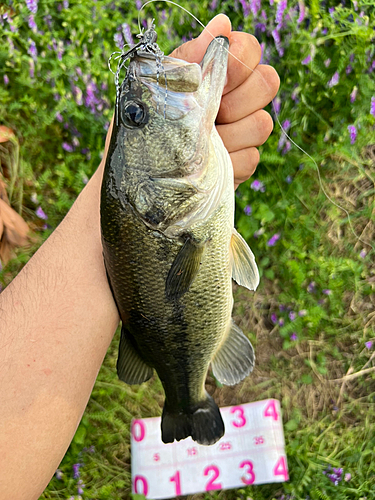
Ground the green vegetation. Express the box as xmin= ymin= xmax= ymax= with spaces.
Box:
xmin=1 ymin=0 xmax=374 ymax=498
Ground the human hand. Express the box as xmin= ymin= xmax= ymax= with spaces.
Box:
xmin=170 ymin=14 xmax=280 ymax=189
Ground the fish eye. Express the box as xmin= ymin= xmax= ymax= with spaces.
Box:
xmin=121 ymin=99 xmax=148 ymax=128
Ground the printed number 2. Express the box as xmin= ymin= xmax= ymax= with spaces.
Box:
xmin=231 ymin=406 xmax=247 ymax=428
xmin=170 ymin=471 xmax=181 ymax=495
xmin=263 ymin=400 xmax=279 ymax=421
xmin=240 ymin=460 xmax=255 ymax=485
xmin=204 ymin=465 xmax=222 ymax=491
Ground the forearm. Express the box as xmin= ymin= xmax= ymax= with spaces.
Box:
xmin=0 ymin=164 xmax=119 ymax=499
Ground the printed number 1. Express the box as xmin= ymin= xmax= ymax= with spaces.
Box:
xmin=170 ymin=471 xmax=181 ymax=495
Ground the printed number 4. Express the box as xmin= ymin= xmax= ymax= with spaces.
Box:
xmin=263 ymin=400 xmax=279 ymax=421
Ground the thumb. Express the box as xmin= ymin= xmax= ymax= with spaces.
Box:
xmin=169 ymin=14 xmax=231 ymax=63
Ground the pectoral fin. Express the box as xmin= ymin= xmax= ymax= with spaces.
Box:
xmin=117 ymin=326 xmax=153 ymax=385
xmin=166 ymin=238 xmax=205 ymax=300
xmin=211 ymin=321 xmax=255 ymax=386
xmin=230 ymin=228 xmax=259 ymax=291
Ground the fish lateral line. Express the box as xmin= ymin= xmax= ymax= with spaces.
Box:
xmin=134 ymin=0 xmax=374 ymax=251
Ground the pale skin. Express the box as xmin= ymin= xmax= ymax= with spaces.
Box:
xmin=0 ymin=14 xmax=279 ymax=499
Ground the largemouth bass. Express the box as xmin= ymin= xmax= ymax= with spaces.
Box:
xmin=101 ymin=28 xmax=259 ymax=445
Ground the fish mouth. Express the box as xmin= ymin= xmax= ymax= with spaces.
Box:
xmin=125 ymin=35 xmax=229 ymax=121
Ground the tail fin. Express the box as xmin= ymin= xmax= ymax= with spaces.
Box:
xmin=161 ymin=393 xmax=224 ymax=446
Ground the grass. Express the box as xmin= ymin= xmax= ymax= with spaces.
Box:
xmin=37 ymin=153 xmax=375 ymax=498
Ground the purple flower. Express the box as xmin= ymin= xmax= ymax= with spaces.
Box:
xmin=347 ymin=125 xmax=357 ymax=145
xmin=136 ymin=0 xmax=142 ymax=8
xmin=255 ymin=23 xmax=266 ymax=33
xmin=322 ymin=289 xmax=332 ymax=295
xmin=271 ymin=313 xmax=278 ymax=324
xmin=210 ymin=0 xmax=218 ymax=9
xmin=298 ymin=309 xmax=307 ymax=317
xmin=350 ymin=87 xmax=358 ymax=103
xmin=244 ymin=205 xmax=252 ymax=215
xmin=4 ymin=74 xmax=9 ymax=85
xmin=72 ymin=85 xmax=83 ymax=106
xmin=289 ymin=311 xmax=296 ymax=321
xmin=323 ymin=466 xmax=343 ymax=486
xmin=282 ymin=141 xmax=291 ymax=155
xmin=267 ymin=233 xmax=280 ymax=247
xmin=273 ymin=96 xmax=281 ymax=115
xmin=272 ymin=29 xmax=284 ymax=57
xmin=114 ymin=32 xmax=124 ymax=49
xmin=73 ymin=463 xmax=81 ymax=479
xmin=359 ymin=249 xmax=366 ymax=258
xmin=285 ymin=175 xmax=292 ymax=184
xmin=346 ymin=65 xmax=353 ymax=75
xmin=121 ymin=23 xmax=134 ymax=46
xmin=324 ymin=58 xmax=331 ymax=68
xmin=26 ymin=0 xmax=38 ymax=14
xmin=282 ymin=119 xmax=291 ymax=131
xmin=371 ymin=97 xmax=375 ymax=117
xmin=28 ymin=39 xmax=37 ymax=60
xmin=62 ymin=142 xmax=74 ymax=152
xmin=278 ymin=318 xmax=284 ymax=326
xmin=302 ymin=55 xmax=311 ymax=65
xmin=290 ymin=333 xmax=298 ymax=341
xmin=239 ymin=0 xmax=250 ymax=17
xmin=36 ymin=206 xmax=48 ymax=220
xmin=261 ymin=9 xmax=267 ymax=20
xmin=329 ymin=7 xmax=335 ymax=17
xmin=55 ymin=469 xmax=63 ymax=480
xmin=328 ymin=72 xmax=339 ymax=88
xmin=297 ymin=0 xmax=305 ymax=24
xmin=77 ymin=479 xmax=85 ymax=495
xmin=279 ymin=305 xmax=286 ymax=312
xmin=365 ymin=341 xmax=373 ymax=349
xmin=307 ymin=281 xmax=316 ymax=293
xmin=250 ymin=0 xmax=261 ymax=16
xmin=275 ymin=0 xmax=287 ymax=26
xmin=28 ymin=14 xmax=37 ymax=31
xmin=251 ymin=180 xmax=265 ymax=192
xmin=345 ymin=473 xmax=351 ymax=481
xmin=63 ymin=0 xmax=69 ymax=7
xmin=55 ymin=112 xmax=63 ymax=122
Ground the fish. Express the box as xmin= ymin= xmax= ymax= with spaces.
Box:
xmin=100 ymin=27 xmax=260 ymax=446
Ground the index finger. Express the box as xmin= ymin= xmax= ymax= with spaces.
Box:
xmin=224 ymin=32 xmax=262 ymax=95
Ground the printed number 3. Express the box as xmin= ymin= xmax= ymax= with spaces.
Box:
xmin=240 ymin=460 xmax=255 ymax=485
xmin=231 ymin=406 xmax=246 ymax=428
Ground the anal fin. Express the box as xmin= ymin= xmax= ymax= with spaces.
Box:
xmin=117 ymin=326 xmax=153 ymax=385
xmin=211 ymin=320 xmax=255 ymax=386
xmin=166 ymin=237 xmax=205 ymax=300
xmin=231 ymin=228 xmax=259 ymax=291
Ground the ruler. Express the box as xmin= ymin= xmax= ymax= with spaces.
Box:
xmin=131 ymin=398 xmax=288 ymax=498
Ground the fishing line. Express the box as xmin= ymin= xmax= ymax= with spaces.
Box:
xmin=135 ymin=0 xmax=373 ymax=251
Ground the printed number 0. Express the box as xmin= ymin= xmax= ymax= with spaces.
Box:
xmin=132 ymin=420 xmax=146 ymax=442
xmin=133 ymin=475 xmax=148 ymax=496
xmin=204 ymin=465 xmax=222 ymax=491
xmin=240 ymin=460 xmax=256 ymax=485
xmin=231 ymin=406 xmax=247 ymax=428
